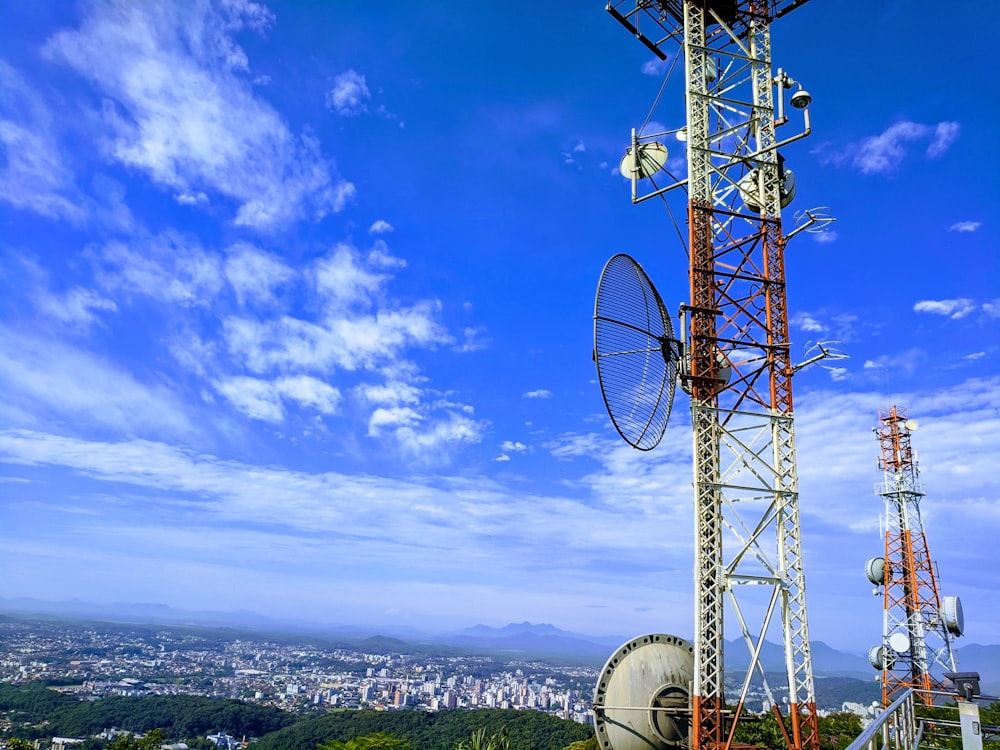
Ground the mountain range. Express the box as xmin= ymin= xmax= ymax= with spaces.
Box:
xmin=3 ymin=597 xmax=998 ymax=693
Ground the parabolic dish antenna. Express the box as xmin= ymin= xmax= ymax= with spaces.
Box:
xmin=619 ymin=141 xmax=669 ymax=180
xmin=942 ymin=595 xmax=964 ymax=636
xmin=594 ymin=253 xmax=680 ymax=451
xmin=905 ymin=419 xmax=919 ymax=431
xmin=593 ymin=634 xmax=694 ymax=750
xmin=889 ymin=632 xmax=911 ymax=653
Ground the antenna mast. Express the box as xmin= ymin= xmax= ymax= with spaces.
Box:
xmin=865 ymin=406 xmax=963 ymax=706
xmin=605 ymin=2 xmax=819 ymax=749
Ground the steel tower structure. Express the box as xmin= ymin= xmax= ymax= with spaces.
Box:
xmin=868 ymin=406 xmax=961 ymax=707
xmin=606 ymin=2 xmax=819 ymax=749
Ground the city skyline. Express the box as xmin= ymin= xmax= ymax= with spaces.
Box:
xmin=1 ymin=2 xmax=997 ymax=654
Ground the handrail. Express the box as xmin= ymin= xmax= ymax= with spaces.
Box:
xmin=845 ymin=689 xmax=918 ymax=750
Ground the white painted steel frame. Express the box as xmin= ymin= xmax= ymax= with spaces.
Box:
xmin=682 ymin=5 xmax=817 ymax=749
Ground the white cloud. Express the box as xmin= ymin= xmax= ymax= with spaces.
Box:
xmin=913 ymin=298 xmax=976 ymax=319
xmin=326 ymin=69 xmax=370 ymax=116
xmin=454 ymin=326 xmax=489 ymax=353
xmin=523 ymin=389 xmax=551 ymax=399
xmin=214 ymin=376 xmax=284 ymax=422
xmin=224 ymin=243 xmax=295 ymax=306
xmin=275 ymin=375 xmax=340 ymax=414
xmin=573 ymin=140 xmax=585 ymax=153
xmin=368 ymin=406 xmax=422 ymax=436
xmin=827 ymin=367 xmax=848 ymax=382
xmin=369 ymin=219 xmax=394 ymax=235
xmin=356 ymin=381 xmax=421 ymax=407
xmin=862 ymin=348 xmax=927 ymax=374
xmin=791 ymin=312 xmax=825 ymax=333
xmin=42 ymin=0 xmax=353 ymax=231
xmin=501 ymin=440 xmax=527 ymax=453
xmin=818 ymin=120 xmax=961 ymax=175
xmin=0 ymin=328 xmax=194 ymax=437
xmin=641 ymin=56 xmax=671 ymax=76
xmin=0 ymin=61 xmax=85 ymax=222
xmin=34 ymin=286 xmax=117 ymax=329
xmin=854 ymin=121 xmax=928 ymax=174
xmin=493 ymin=454 xmax=511 ymax=462
xmin=927 ymin=121 xmax=960 ymax=158
xmin=223 ymin=245 xmax=450 ymax=375
xmin=213 ymin=374 xmax=340 ymax=423
xmin=176 ymin=191 xmax=208 ymax=206
xmin=949 ymin=221 xmax=982 ymax=233
xmin=91 ymin=232 xmax=224 ymax=306
xmin=366 ymin=240 xmax=407 ymax=270
xmin=983 ymin=299 xmax=1000 ymax=318
xmin=812 ymin=229 xmax=838 ymax=244
xmin=314 ymin=244 xmax=388 ymax=310
xmin=393 ymin=413 xmax=485 ymax=459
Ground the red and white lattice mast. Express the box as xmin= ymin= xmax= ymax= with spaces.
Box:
xmin=605 ymin=2 xmax=824 ymax=750
xmin=865 ymin=406 xmax=964 ymax=706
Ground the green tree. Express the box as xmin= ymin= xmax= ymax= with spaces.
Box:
xmin=456 ymin=728 xmax=511 ymax=750
xmin=6 ymin=739 xmax=36 ymax=750
xmin=319 ymin=733 xmax=413 ymax=750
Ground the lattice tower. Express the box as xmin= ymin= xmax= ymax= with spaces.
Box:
xmin=607 ymin=2 xmax=819 ymax=749
xmin=874 ymin=406 xmax=957 ymax=706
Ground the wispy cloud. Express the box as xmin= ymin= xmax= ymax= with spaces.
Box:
xmin=0 ymin=61 xmax=85 ymax=222
xmin=815 ymin=119 xmax=960 ymax=175
xmin=214 ymin=374 xmax=340 ymax=422
xmin=0 ymin=329 xmax=195 ymax=438
xmin=42 ymin=0 xmax=353 ymax=231
xmin=641 ymin=56 xmax=671 ymax=76
xmin=913 ymin=298 xmax=977 ymax=319
xmin=90 ymin=232 xmax=224 ymax=307
xmin=791 ymin=312 xmax=826 ymax=333
xmin=949 ymin=221 xmax=982 ymax=233
xmin=224 ymin=243 xmax=294 ymax=307
xmin=326 ymin=69 xmax=370 ymax=116
xmin=369 ymin=220 xmax=394 ymax=235
xmin=523 ymin=389 xmax=551 ymax=399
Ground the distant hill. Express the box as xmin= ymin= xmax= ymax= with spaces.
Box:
xmin=448 ymin=622 xmax=622 ymax=664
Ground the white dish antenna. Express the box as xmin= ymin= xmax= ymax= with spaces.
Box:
xmin=594 ymin=634 xmax=694 ymax=750
xmin=942 ymin=595 xmax=964 ymax=636
xmin=905 ymin=419 xmax=919 ymax=431
xmin=889 ymin=632 xmax=911 ymax=653
xmin=864 ymin=556 xmax=885 ymax=586
xmin=620 ymin=141 xmax=669 ymax=180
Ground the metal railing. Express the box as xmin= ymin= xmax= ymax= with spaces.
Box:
xmin=846 ymin=689 xmax=999 ymax=750
xmin=846 ymin=689 xmax=923 ymax=750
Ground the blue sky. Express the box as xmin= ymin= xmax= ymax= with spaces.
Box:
xmin=1 ymin=1 xmax=997 ymax=655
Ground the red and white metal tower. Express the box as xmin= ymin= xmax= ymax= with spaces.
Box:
xmin=865 ymin=406 xmax=964 ymax=707
xmin=604 ymin=2 xmax=821 ymax=750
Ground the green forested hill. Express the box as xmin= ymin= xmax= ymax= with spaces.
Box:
xmin=249 ymin=709 xmax=593 ymax=750
xmin=0 ymin=685 xmax=592 ymax=750
xmin=0 ymin=686 xmax=295 ymax=740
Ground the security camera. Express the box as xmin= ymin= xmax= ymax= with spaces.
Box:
xmin=790 ymin=89 xmax=812 ymax=109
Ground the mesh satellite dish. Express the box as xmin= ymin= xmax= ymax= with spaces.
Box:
xmin=593 ymin=634 xmax=694 ymax=750
xmin=594 ymin=253 xmax=681 ymax=451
